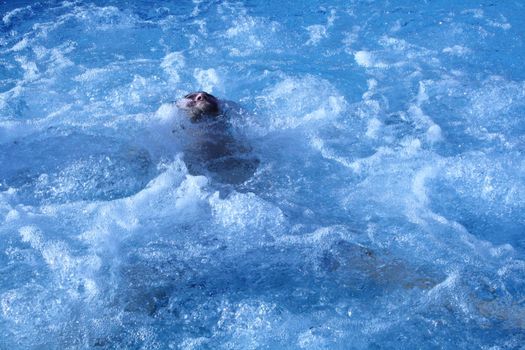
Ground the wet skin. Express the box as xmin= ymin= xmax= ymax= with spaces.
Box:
xmin=176 ymin=91 xmax=220 ymax=121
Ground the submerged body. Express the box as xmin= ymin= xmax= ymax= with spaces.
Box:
xmin=174 ymin=91 xmax=258 ymax=184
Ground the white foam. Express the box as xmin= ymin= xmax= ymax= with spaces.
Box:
xmin=366 ymin=118 xmax=382 ymax=139
xmin=31 ymin=45 xmax=48 ymax=59
xmin=0 ymin=83 xmax=19 ymax=110
xmin=462 ymin=9 xmax=511 ymax=30
xmin=306 ymin=25 xmax=328 ymax=45
xmin=342 ymin=26 xmax=361 ymax=52
xmin=276 ymin=226 xmax=359 ymax=265
xmin=18 ymin=224 xmax=102 ymax=301
xmin=353 ymin=50 xmax=372 ymax=66
xmin=411 ymin=166 xmax=438 ymax=210
xmin=379 ymin=36 xmax=410 ymax=51
xmin=48 ymin=47 xmax=74 ymax=72
xmin=404 ymin=138 xmax=422 ymax=156
xmin=360 ymin=78 xmax=378 ymax=102
xmin=59 ymin=157 xmax=201 ymax=248
xmin=416 ymin=81 xmax=429 ymax=105
xmin=426 ymin=124 xmax=442 ymax=144
xmin=298 ymin=328 xmax=330 ymax=348
xmin=354 ymin=51 xmax=388 ymax=69
xmin=216 ymin=300 xmax=288 ymax=347
xmin=10 ymin=37 xmax=29 ymax=52
xmin=19 ymin=226 xmax=44 ymax=249
xmin=224 ymin=16 xmax=257 ymax=38
xmin=254 ymin=76 xmax=347 ymax=133
xmin=14 ymin=56 xmax=39 ymax=81
xmin=487 ymin=16 xmax=511 ymax=30
xmin=209 ymin=191 xmax=285 ymax=240
xmin=220 ymin=11 xmax=278 ymax=56
xmin=347 ymin=147 xmax=395 ymax=174
xmin=462 ymin=9 xmax=484 ymax=19
xmin=442 ymin=45 xmax=472 ymax=56
xmin=153 ymin=102 xmax=179 ymax=123
xmin=116 ymin=159 xmax=207 ymax=227
xmin=310 ymin=136 xmax=356 ymax=170
xmin=5 ymin=209 xmax=19 ymax=222
xmin=161 ymin=51 xmax=185 ymax=83
xmin=327 ymin=9 xmax=337 ymax=25
xmin=128 ymin=75 xmax=148 ymax=104
xmin=408 ymin=105 xmax=442 ymax=144
xmin=192 ymin=19 xmax=207 ymax=35
xmin=193 ymin=68 xmax=220 ymax=93
xmin=3 ymin=5 xmax=32 ymax=26
xmin=306 ymin=9 xmax=336 ymax=45
xmin=80 ymin=5 xmax=138 ymax=31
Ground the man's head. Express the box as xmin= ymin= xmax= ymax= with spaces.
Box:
xmin=176 ymin=91 xmax=220 ymax=120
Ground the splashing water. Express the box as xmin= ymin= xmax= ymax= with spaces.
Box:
xmin=1 ymin=1 xmax=524 ymax=348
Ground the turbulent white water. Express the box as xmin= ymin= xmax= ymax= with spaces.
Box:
xmin=1 ymin=0 xmax=524 ymax=348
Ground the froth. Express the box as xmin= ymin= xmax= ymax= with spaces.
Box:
xmin=210 ymin=191 xmax=285 ymax=243
xmin=354 ymin=51 xmax=388 ymax=69
xmin=193 ymin=68 xmax=220 ymax=93
xmin=254 ymin=76 xmax=347 ymax=133
xmin=161 ymin=52 xmax=185 ymax=83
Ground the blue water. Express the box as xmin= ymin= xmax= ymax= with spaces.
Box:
xmin=1 ymin=1 xmax=524 ymax=348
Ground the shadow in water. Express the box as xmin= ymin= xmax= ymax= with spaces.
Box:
xmin=176 ymin=114 xmax=259 ymax=185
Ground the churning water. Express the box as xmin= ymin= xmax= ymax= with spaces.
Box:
xmin=1 ymin=0 xmax=524 ymax=348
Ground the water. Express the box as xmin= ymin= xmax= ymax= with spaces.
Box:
xmin=1 ymin=0 xmax=524 ymax=348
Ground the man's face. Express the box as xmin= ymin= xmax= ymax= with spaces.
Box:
xmin=176 ymin=91 xmax=220 ymax=120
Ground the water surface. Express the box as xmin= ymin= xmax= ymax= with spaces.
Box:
xmin=1 ymin=0 xmax=524 ymax=348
